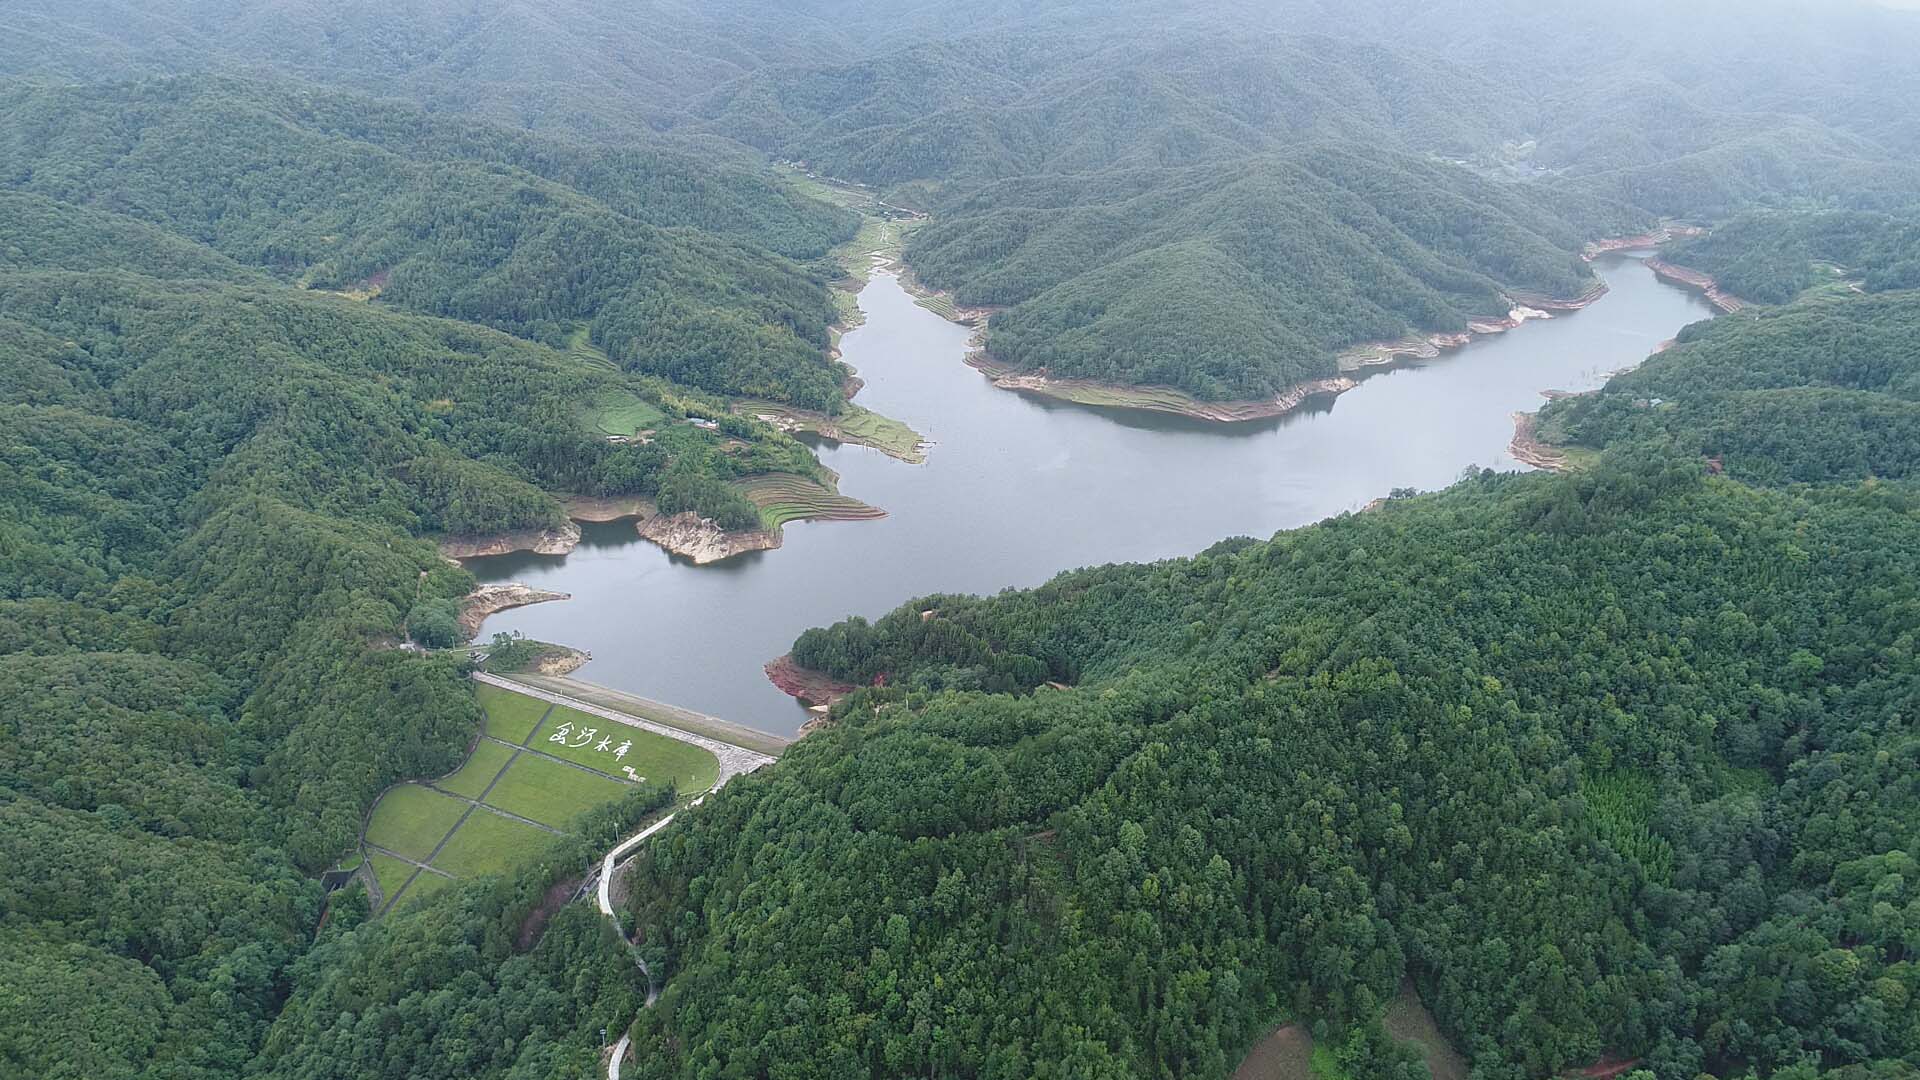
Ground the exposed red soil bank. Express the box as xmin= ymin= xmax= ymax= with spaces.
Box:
xmin=764 ymin=654 xmax=857 ymax=708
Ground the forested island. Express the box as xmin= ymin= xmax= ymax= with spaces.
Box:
xmin=4 ymin=2 xmax=1920 ymax=1079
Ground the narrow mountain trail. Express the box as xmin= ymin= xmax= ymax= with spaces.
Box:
xmin=467 ymin=674 xmax=776 ymax=1079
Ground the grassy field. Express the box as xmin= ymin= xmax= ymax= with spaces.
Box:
xmin=393 ymin=870 xmax=454 ymax=908
xmin=587 ymin=387 xmax=668 ymax=437
xmin=486 ymin=754 xmax=631 ymax=827
xmin=360 ymin=682 xmax=724 ymax=912
xmin=432 ymin=810 xmax=556 ymax=877
xmin=529 ymin=705 xmax=720 ymax=795
xmin=368 ymin=851 xmax=419 ymax=902
xmin=828 ymin=405 xmax=926 ymax=463
xmin=734 ymin=401 xmax=926 ymax=464
xmin=507 ymin=673 xmax=791 ymax=756
xmin=478 ymin=683 xmax=549 ymax=743
xmin=365 ymin=785 xmax=469 ymax=862
xmin=737 ymin=473 xmax=889 ymax=529
xmin=1308 ymin=1044 xmax=1350 ymax=1080
xmin=437 ymin=738 xmax=517 ymax=799
xmin=906 ymin=282 xmax=959 ymax=321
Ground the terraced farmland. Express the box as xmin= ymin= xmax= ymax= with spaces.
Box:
xmin=736 ymin=473 xmax=888 ymax=529
xmin=564 ymin=326 xmax=620 ymax=373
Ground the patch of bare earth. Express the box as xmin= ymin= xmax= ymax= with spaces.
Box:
xmin=1509 ymin=412 xmax=1570 ymax=471
xmin=459 ymin=583 xmax=569 ymax=638
xmin=439 ymin=522 xmax=581 ymax=560
xmin=635 ymin=512 xmax=780 ymax=565
xmin=563 ymin=495 xmax=658 ymax=523
xmin=516 ymin=876 xmax=581 ymax=951
xmin=765 ymin=654 xmax=857 ymax=708
xmin=1383 ymin=980 xmax=1469 ymax=1080
xmin=1234 ymin=1025 xmax=1315 ymax=1080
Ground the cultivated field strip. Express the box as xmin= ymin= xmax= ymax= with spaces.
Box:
xmin=735 ymin=473 xmax=888 ymax=528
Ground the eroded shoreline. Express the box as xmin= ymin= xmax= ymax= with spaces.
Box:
xmin=1644 ymin=258 xmax=1747 ymax=313
xmin=459 ymin=582 xmax=570 ymax=638
xmin=441 ymin=484 xmax=868 ymax=568
xmin=909 ymin=234 xmax=1667 ymax=425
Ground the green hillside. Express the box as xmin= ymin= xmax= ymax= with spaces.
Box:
xmin=0 ymin=78 xmax=858 ymax=410
xmin=633 ymin=445 xmax=1920 ymax=1079
xmin=1539 ymin=289 xmax=1920 ymax=485
xmin=907 ymin=145 xmax=1613 ymax=400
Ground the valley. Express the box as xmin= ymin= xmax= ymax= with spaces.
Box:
xmin=466 ymin=251 xmax=1714 ymax=735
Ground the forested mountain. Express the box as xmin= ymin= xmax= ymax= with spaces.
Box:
xmin=0 ymin=211 xmax=827 ymax=1073
xmin=12 ymin=0 xmax=1920 ymax=400
xmin=905 ymin=144 xmax=1617 ymax=400
xmin=691 ymin=33 xmax=1528 ymax=188
xmin=6 ymin=3 xmax=1920 ymax=1079
xmin=626 ymin=448 xmax=1920 ymax=1079
xmin=1539 ymin=290 xmax=1920 ymax=486
xmin=1663 ymin=212 xmax=1920 ymax=305
xmin=0 ymin=0 xmax=853 ymax=137
xmin=672 ymin=2 xmax=1920 ymax=398
xmin=0 ymin=79 xmax=857 ymax=409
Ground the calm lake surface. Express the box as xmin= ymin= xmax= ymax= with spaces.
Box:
xmin=470 ymin=254 xmax=1714 ymax=736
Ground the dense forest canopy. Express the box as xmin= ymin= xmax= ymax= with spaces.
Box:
xmin=1538 ymin=289 xmax=1920 ymax=487
xmin=0 ymin=79 xmax=858 ymax=410
xmin=637 ymin=445 xmax=1920 ymax=1079
xmin=9 ymin=1 xmax=1920 ymax=397
xmin=4 ymin=2 xmax=1920 ymax=1079
xmin=903 ymin=144 xmax=1619 ymax=400
xmin=1663 ymin=211 xmax=1920 ymax=305
xmin=0 ymin=98 xmax=832 ymax=1070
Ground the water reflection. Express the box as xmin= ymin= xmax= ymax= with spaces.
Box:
xmin=468 ymin=255 xmax=1713 ymax=736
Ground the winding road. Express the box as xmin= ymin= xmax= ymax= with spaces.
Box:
xmin=468 ymin=674 xmax=776 ymax=1079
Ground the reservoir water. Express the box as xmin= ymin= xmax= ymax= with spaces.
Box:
xmin=469 ymin=254 xmax=1714 ymax=736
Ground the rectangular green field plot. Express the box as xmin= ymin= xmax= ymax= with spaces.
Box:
xmin=368 ymin=851 xmax=419 ymax=902
xmin=530 ymin=707 xmax=720 ymax=795
xmin=437 ymin=738 xmax=517 ymax=800
xmin=365 ymin=784 xmax=469 ymax=862
xmin=477 ymin=684 xmax=549 ymax=744
xmin=431 ymin=809 xmax=555 ymax=878
xmin=393 ymin=870 xmax=455 ymax=909
xmin=588 ymin=388 xmax=667 ymax=436
xmin=484 ymin=753 xmax=634 ymax=828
